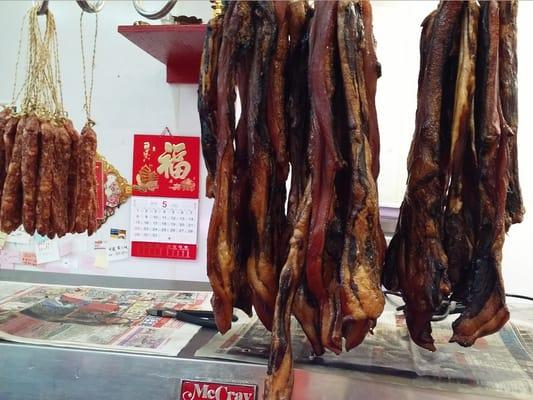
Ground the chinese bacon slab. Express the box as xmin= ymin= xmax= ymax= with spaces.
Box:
xmin=206 ymin=1 xmax=254 ymax=333
xmin=231 ymin=13 xmax=255 ymax=318
xmin=198 ymin=14 xmax=223 ymax=199
xmin=385 ymin=0 xmax=521 ymax=351
xmin=200 ymin=1 xmax=524 ymax=399
xmin=268 ymin=0 xmax=290 ymax=280
xmin=286 ymin=0 xmax=311 ymax=228
xmin=499 ymin=0 xmax=523 ymax=227
xmin=444 ymin=0 xmax=478 ymax=301
xmin=359 ymin=0 xmax=381 ymax=180
xmin=383 ymin=1 xmax=463 ymax=351
xmin=266 ymin=0 xmax=385 ymax=397
xmin=337 ymin=0 xmax=385 ymax=350
xmin=306 ymin=0 xmax=342 ymax=304
xmin=450 ymin=0 xmax=510 ymax=347
xmin=245 ymin=0 xmax=280 ymax=331
xmin=285 ymin=0 xmax=324 ymax=358
xmin=265 ymin=182 xmax=311 ymax=400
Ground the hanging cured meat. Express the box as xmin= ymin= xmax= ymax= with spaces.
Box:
xmin=200 ymin=1 xmax=523 ymax=398
xmin=21 ymin=115 xmax=41 ymax=235
xmin=198 ymin=14 xmax=223 ymax=199
xmin=450 ymin=0 xmax=510 ymax=347
xmin=0 ymin=109 xmax=12 ymax=205
xmin=203 ymin=1 xmax=255 ymax=333
xmin=443 ymin=0 xmax=478 ymax=303
xmin=74 ymin=125 xmax=98 ymax=235
xmin=384 ymin=0 xmax=522 ymax=351
xmin=383 ymin=1 xmax=464 ymax=352
xmin=336 ymin=0 xmax=386 ymax=350
xmin=245 ymin=1 xmax=282 ymax=331
xmin=499 ymin=1 xmax=523 ymax=228
xmin=285 ymin=0 xmax=324 ymax=359
xmin=0 ymin=5 xmax=98 ymax=238
xmin=36 ymin=121 xmax=56 ymax=236
xmin=1 ymin=115 xmax=26 ymax=233
xmin=265 ymin=181 xmax=312 ymax=400
xmin=200 ymin=1 xmax=385 ymax=398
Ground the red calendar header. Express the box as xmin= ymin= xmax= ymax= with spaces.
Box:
xmin=132 ymin=134 xmax=200 ymax=199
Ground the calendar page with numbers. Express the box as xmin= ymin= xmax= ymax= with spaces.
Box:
xmin=130 ymin=134 xmax=200 ymax=260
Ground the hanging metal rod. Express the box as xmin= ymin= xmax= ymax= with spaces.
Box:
xmin=34 ymin=0 xmax=211 ymax=21
xmin=132 ymin=0 xmax=178 ymax=20
xmin=34 ymin=0 xmax=49 ymax=15
xmin=76 ymin=0 xmax=106 ymax=14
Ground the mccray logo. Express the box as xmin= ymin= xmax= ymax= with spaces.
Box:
xmin=180 ymin=380 xmax=257 ymax=400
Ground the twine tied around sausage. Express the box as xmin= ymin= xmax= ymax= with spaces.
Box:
xmin=10 ymin=5 xmax=65 ymax=122
xmin=80 ymin=10 xmax=98 ymax=127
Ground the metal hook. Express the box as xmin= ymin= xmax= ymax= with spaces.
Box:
xmin=161 ymin=126 xmax=172 ymax=136
xmin=132 ymin=0 xmax=177 ymax=20
xmin=35 ymin=0 xmax=49 ymax=16
xmin=76 ymin=0 xmax=106 ymax=14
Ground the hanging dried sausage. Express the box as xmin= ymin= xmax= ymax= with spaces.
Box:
xmin=0 ymin=116 xmax=26 ymax=233
xmin=21 ymin=115 xmax=41 ymax=234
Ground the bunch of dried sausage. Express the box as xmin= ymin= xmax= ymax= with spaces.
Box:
xmin=0 ymin=115 xmax=98 ymax=239
xmin=199 ymin=1 xmax=384 ymax=398
xmin=384 ymin=0 xmax=523 ymax=351
xmin=0 ymin=6 xmax=98 ymax=238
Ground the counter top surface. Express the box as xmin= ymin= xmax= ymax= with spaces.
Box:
xmin=0 ymin=338 xmax=509 ymax=400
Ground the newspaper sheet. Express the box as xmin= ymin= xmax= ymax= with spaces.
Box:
xmin=0 ymin=281 xmax=212 ymax=356
xmin=196 ymin=302 xmax=533 ymax=399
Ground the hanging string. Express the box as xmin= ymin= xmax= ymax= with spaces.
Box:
xmin=80 ymin=10 xmax=99 ymax=126
xmin=10 ymin=9 xmax=31 ymax=109
xmin=19 ymin=5 xmax=62 ymax=120
xmin=40 ymin=8 xmax=63 ymax=118
xmin=50 ymin=10 xmax=65 ymax=119
xmin=22 ymin=6 xmax=50 ymax=115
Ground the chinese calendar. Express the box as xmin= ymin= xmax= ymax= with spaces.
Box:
xmin=130 ymin=134 xmax=200 ymax=260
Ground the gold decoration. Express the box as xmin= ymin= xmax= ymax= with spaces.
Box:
xmin=96 ymin=153 xmax=132 ymax=228
xmin=134 ymin=165 xmax=159 ymax=192
xmin=210 ymin=0 xmax=223 ymax=18
xmin=170 ymin=178 xmax=196 ymax=192
xmin=156 ymin=141 xmax=191 ymax=180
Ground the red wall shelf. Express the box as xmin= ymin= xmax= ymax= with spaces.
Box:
xmin=118 ymin=24 xmax=207 ymax=84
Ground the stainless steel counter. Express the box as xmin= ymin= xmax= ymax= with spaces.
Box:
xmin=0 ymin=339 xmax=501 ymax=400
xmin=0 ymin=272 xmax=525 ymax=400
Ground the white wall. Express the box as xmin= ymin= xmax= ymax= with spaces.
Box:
xmin=0 ymin=1 xmax=531 ymax=296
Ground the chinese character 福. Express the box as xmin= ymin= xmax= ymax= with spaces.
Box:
xmin=157 ymin=142 xmax=191 ymax=180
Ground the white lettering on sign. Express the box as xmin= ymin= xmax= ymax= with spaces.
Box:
xmin=181 ymin=381 xmax=255 ymax=400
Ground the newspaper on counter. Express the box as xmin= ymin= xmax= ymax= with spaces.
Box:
xmin=0 ymin=281 xmax=212 ymax=356
xmin=196 ymin=302 xmax=533 ymax=399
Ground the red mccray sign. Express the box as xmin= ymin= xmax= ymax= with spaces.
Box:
xmin=180 ymin=380 xmax=257 ymax=400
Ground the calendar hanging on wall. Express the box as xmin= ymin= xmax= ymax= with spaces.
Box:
xmin=130 ymin=133 xmax=200 ymax=260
